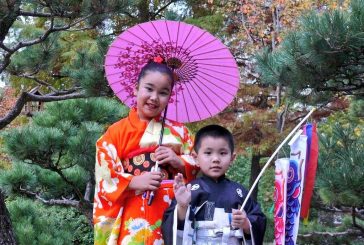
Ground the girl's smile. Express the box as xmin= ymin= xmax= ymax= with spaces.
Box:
xmin=134 ymin=71 xmax=172 ymax=121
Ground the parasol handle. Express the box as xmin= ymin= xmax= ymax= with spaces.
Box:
xmin=147 ymin=99 xmax=169 ymax=206
xmin=240 ymin=108 xmax=315 ymax=211
xmin=148 ymin=68 xmax=175 ymax=206
xmin=147 ymin=162 xmax=159 ymax=206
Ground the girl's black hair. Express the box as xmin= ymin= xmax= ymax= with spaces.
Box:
xmin=194 ymin=124 xmax=235 ymax=154
xmin=137 ymin=61 xmax=174 ymax=85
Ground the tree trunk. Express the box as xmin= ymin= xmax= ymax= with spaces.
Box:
xmin=0 ymin=190 xmax=16 ymax=245
xmin=352 ymin=206 xmax=356 ymax=227
xmin=249 ymin=154 xmax=261 ymax=201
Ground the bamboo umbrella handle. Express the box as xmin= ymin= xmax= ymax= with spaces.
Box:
xmin=240 ymin=108 xmax=316 ymax=211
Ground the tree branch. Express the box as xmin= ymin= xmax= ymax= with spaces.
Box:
xmin=14 ymin=74 xmax=58 ymax=92
xmin=0 ymin=14 xmax=93 ymax=73
xmin=0 ymin=90 xmax=88 ymax=130
xmin=318 ymin=206 xmax=364 ymax=221
xmin=18 ymin=10 xmax=75 ymax=18
xmin=151 ymin=0 xmax=178 ymax=20
xmin=19 ymin=186 xmax=80 ymax=208
xmin=0 ymin=1 xmax=20 ymax=43
xmin=298 ymin=229 xmax=363 ymax=238
xmin=51 ymin=168 xmax=85 ymax=202
xmin=317 ymin=83 xmax=364 ymax=93
xmin=84 ymin=180 xmax=93 ymax=202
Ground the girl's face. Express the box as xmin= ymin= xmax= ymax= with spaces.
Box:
xmin=134 ymin=71 xmax=172 ymax=121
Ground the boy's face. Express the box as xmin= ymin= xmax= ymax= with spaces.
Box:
xmin=193 ymin=136 xmax=236 ymax=181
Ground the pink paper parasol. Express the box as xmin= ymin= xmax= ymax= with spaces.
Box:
xmin=104 ymin=20 xmax=240 ymax=123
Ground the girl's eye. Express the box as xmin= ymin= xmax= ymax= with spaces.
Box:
xmin=221 ymin=152 xmax=227 ymax=156
xmin=160 ymin=91 xmax=169 ymax=96
xmin=145 ymin=87 xmax=153 ymax=91
xmin=204 ymin=152 xmax=211 ymax=155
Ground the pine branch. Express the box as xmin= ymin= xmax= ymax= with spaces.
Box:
xmin=83 ymin=180 xmax=93 ymax=202
xmin=118 ymin=10 xmax=137 ymax=19
xmin=0 ymin=14 xmax=92 ymax=73
xmin=298 ymin=229 xmax=363 ymax=238
xmin=19 ymin=186 xmax=80 ymax=208
xmin=14 ymin=74 xmax=58 ymax=92
xmin=18 ymin=10 xmax=76 ymax=18
xmin=318 ymin=206 xmax=364 ymax=221
xmin=17 ymin=161 xmax=88 ymax=208
xmin=317 ymin=83 xmax=364 ymax=93
xmin=151 ymin=0 xmax=178 ymax=20
xmin=0 ymin=1 xmax=19 ymax=43
xmin=0 ymin=90 xmax=88 ymax=130
xmin=51 ymin=168 xmax=85 ymax=203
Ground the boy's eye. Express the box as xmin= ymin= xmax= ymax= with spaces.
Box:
xmin=204 ymin=151 xmax=211 ymax=155
xmin=221 ymin=152 xmax=227 ymax=155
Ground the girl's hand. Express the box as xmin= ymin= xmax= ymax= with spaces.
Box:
xmin=155 ymin=146 xmax=183 ymax=171
xmin=231 ymin=209 xmax=251 ymax=234
xmin=128 ymin=172 xmax=162 ymax=191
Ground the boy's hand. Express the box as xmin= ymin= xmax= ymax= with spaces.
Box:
xmin=173 ymin=173 xmax=191 ymax=207
xmin=173 ymin=173 xmax=191 ymax=221
xmin=155 ymin=146 xmax=183 ymax=170
xmin=231 ymin=209 xmax=251 ymax=234
xmin=128 ymin=172 xmax=162 ymax=191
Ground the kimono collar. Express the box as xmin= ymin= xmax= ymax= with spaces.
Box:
xmin=201 ymin=174 xmax=227 ymax=184
xmin=128 ymin=107 xmax=162 ymax=129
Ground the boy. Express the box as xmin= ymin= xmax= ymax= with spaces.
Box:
xmin=162 ymin=125 xmax=266 ymax=245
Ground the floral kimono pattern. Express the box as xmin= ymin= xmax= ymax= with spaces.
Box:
xmin=93 ymin=108 xmax=198 ymax=245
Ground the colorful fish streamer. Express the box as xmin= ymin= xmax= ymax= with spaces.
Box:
xmin=300 ymin=123 xmax=319 ymax=220
xmin=286 ymin=135 xmax=307 ymax=244
xmin=274 ymin=158 xmax=289 ymax=245
xmin=274 ymin=130 xmax=315 ymax=244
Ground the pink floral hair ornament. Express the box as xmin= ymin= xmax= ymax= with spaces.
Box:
xmin=153 ymin=55 xmax=164 ymax=64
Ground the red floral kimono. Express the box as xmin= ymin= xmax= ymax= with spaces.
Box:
xmin=93 ymin=108 xmax=198 ymax=245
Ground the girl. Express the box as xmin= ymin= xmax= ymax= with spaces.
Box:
xmin=93 ymin=60 xmax=198 ymax=245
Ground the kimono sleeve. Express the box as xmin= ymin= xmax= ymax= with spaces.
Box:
xmin=178 ymin=125 xmax=199 ymax=182
xmin=93 ymin=129 xmax=133 ymax=223
xmin=162 ymin=199 xmax=177 ymax=245
xmin=243 ymin=195 xmax=267 ymax=245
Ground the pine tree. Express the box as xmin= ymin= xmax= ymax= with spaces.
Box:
xmin=317 ymin=112 xmax=364 ymax=231
xmin=1 ymin=97 xmax=127 ymax=242
xmin=0 ymin=2 xmax=185 ymax=238
xmin=0 ymin=0 xmax=184 ymax=129
xmin=256 ymin=0 xmax=364 ymax=103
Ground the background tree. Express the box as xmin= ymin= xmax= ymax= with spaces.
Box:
xmin=2 ymin=0 xmax=364 ymax=243
xmin=0 ymin=0 xmax=180 ymax=129
xmin=256 ymin=0 xmax=364 ymax=103
xmin=251 ymin=0 xmax=364 ymax=241
xmin=0 ymin=1 xmax=182 ymax=241
xmin=0 ymin=97 xmax=127 ymax=242
xmin=207 ymin=0 xmax=361 ymax=242
xmin=202 ymin=0 xmax=352 ymax=201
xmin=317 ymin=112 xmax=364 ymax=231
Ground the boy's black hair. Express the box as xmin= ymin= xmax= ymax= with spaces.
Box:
xmin=194 ymin=124 xmax=234 ymax=153
xmin=137 ymin=61 xmax=174 ymax=85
